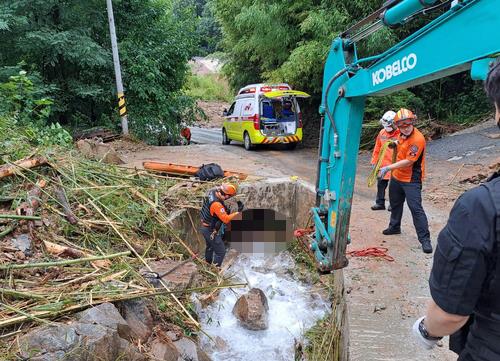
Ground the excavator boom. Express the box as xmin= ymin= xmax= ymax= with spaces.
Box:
xmin=311 ymin=0 xmax=500 ymax=271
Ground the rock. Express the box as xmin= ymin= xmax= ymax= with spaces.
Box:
xmin=221 ymin=248 xmax=240 ymax=270
xmin=11 ymin=233 xmax=32 ymax=253
xmin=373 ymin=304 xmax=386 ymax=313
xmin=18 ymin=324 xmax=79 ymax=360
xmin=76 ymin=139 xmax=124 ymax=164
xmin=173 ymin=337 xmax=212 ymax=361
xmin=214 ymin=336 xmax=228 ymax=352
xmin=232 ymin=288 xmax=269 ymax=330
xmin=76 ymin=302 xmax=132 ymax=341
xmin=150 ymin=338 xmax=179 ymax=361
xmin=141 ymin=260 xmax=198 ymax=291
xmin=121 ymin=299 xmax=153 ymax=342
xmin=19 ymin=303 xmax=145 ymax=361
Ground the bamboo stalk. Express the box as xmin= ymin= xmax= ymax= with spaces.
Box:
xmin=0 ymin=214 xmax=41 ymax=221
xmin=0 ymin=251 xmax=130 ymax=270
xmin=0 ymin=223 xmax=16 ymax=238
xmin=0 ymin=288 xmax=46 ymax=300
xmin=0 ymin=302 xmax=53 ymax=326
xmin=0 ymin=156 xmax=47 ymax=180
xmin=87 ymin=198 xmax=200 ymax=329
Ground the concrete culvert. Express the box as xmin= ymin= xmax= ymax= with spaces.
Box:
xmin=169 ymin=178 xmax=348 ymax=361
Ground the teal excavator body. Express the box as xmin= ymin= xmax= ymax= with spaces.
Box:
xmin=311 ymin=0 xmax=500 ymax=271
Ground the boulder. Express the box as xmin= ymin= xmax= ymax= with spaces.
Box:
xmin=173 ymin=337 xmax=212 ymax=361
xmin=150 ymin=338 xmax=179 ymax=361
xmin=76 ymin=302 xmax=132 ymax=341
xmin=18 ymin=303 xmax=144 ymax=361
xmin=18 ymin=324 xmax=79 ymax=360
xmin=232 ymin=288 xmax=269 ymax=330
xmin=76 ymin=139 xmax=124 ymax=164
xmin=141 ymin=260 xmax=198 ymax=291
xmin=121 ymin=299 xmax=154 ymax=342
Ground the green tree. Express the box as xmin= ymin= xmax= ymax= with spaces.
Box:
xmin=0 ymin=0 xmax=199 ymax=144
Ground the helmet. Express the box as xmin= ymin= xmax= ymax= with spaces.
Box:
xmin=379 ymin=110 xmax=396 ymax=128
xmin=220 ymin=183 xmax=237 ymax=196
xmin=394 ymin=108 xmax=417 ymax=127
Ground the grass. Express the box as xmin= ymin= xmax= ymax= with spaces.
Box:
xmin=184 ymin=73 xmax=233 ymax=102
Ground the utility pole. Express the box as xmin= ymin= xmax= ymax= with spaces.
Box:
xmin=106 ymin=0 xmax=129 ymax=135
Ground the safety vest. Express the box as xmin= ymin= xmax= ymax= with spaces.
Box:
xmin=200 ymin=189 xmax=227 ymax=229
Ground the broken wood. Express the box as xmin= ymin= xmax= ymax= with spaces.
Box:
xmin=54 ymin=184 xmax=78 ymax=224
xmin=0 ymin=156 xmax=47 ymax=180
xmin=43 ymin=240 xmax=111 ymax=269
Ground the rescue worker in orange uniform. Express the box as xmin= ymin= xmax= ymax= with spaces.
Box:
xmin=200 ymin=183 xmax=244 ymax=266
xmin=371 ymin=110 xmax=399 ymax=210
xmin=180 ymin=127 xmax=191 ymax=145
xmin=378 ymin=108 xmax=432 ymax=254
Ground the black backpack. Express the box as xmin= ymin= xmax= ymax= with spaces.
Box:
xmin=195 ymin=163 xmax=224 ymax=181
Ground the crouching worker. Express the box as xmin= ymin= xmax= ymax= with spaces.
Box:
xmin=200 ymin=183 xmax=244 ymax=267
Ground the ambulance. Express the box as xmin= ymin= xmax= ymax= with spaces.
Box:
xmin=222 ymin=83 xmax=310 ymax=150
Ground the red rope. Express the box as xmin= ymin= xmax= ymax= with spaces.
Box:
xmin=346 ymin=247 xmax=394 ymax=262
xmin=294 ymin=227 xmax=314 ymax=238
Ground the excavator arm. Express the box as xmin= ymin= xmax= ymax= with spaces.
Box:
xmin=311 ymin=0 xmax=500 ymax=271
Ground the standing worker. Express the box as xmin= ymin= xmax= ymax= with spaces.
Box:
xmin=412 ymin=61 xmax=500 ymax=360
xmin=378 ymin=108 xmax=432 ymax=253
xmin=200 ymin=183 xmax=244 ymax=267
xmin=370 ymin=110 xmax=399 ymax=210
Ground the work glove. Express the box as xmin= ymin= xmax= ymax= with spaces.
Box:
xmin=237 ymin=200 xmax=245 ymax=212
xmin=378 ymin=166 xmax=390 ymax=179
xmin=388 ymin=140 xmax=397 ymax=149
xmin=412 ymin=317 xmax=440 ymax=350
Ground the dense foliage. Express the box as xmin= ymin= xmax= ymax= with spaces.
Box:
xmin=210 ymin=0 xmax=490 ymax=125
xmin=0 ymin=0 xmax=199 ymax=144
xmin=0 ymin=70 xmax=73 ymax=162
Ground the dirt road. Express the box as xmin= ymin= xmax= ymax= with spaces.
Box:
xmin=115 ymin=120 xmax=498 ymax=360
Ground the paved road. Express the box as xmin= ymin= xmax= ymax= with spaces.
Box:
xmin=190 ymin=127 xmax=222 ymax=145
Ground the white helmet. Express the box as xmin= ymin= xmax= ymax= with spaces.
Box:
xmin=380 ymin=110 xmax=396 ymax=128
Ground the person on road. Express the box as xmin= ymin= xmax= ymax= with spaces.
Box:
xmin=200 ymin=183 xmax=244 ymax=267
xmin=412 ymin=61 xmax=500 ymax=360
xmin=180 ymin=127 xmax=191 ymax=145
xmin=371 ymin=110 xmax=399 ymax=211
xmin=378 ymin=108 xmax=432 ymax=254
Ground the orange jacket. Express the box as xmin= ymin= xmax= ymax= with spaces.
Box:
xmin=392 ymin=128 xmax=426 ymax=183
xmin=180 ymin=127 xmax=191 ymax=140
xmin=210 ymin=202 xmax=238 ymax=224
xmin=371 ymin=128 xmax=400 ymax=180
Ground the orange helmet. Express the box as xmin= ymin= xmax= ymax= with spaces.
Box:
xmin=394 ymin=108 xmax=417 ymax=127
xmin=220 ymin=183 xmax=237 ymax=196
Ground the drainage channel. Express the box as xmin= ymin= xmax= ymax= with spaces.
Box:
xmin=195 ymin=253 xmax=329 ymax=361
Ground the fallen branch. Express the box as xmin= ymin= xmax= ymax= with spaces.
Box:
xmin=0 ymin=251 xmax=130 ymax=270
xmin=54 ymin=184 xmax=78 ymax=224
xmin=0 ymin=156 xmax=47 ymax=180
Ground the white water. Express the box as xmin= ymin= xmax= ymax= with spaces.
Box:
xmin=194 ymin=253 xmax=330 ymax=361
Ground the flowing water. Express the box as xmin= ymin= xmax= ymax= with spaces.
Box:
xmin=194 ymin=253 xmax=330 ymax=361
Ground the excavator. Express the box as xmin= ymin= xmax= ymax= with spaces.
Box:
xmin=310 ymin=0 xmax=500 ymax=271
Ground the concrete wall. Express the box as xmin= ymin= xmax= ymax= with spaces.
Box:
xmin=168 ymin=178 xmax=349 ymax=360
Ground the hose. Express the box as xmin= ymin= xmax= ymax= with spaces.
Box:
xmin=367 ymin=140 xmax=397 ymax=187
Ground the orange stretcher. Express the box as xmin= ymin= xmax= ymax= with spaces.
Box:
xmin=142 ymin=161 xmax=248 ymax=180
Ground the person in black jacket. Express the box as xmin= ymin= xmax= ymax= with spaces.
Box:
xmin=412 ymin=61 xmax=500 ymax=360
